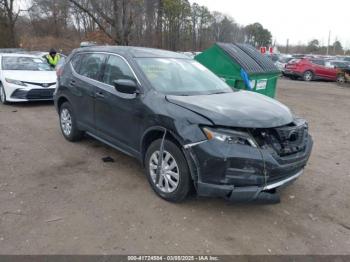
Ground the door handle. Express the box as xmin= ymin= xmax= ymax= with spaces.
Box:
xmin=69 ymin=80 xmax=76 ymax=87
xmin=96 ymin=92 xmax=105 ymax=98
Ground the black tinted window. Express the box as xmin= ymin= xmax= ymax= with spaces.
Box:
xmin=78 ymin=53 xmax=106 ymax=81
xmin=102 ymin=55 xmax=134 ymax=86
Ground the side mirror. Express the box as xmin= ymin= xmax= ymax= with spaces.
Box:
xmin=113 ymin=79 xmax=138 ymax=94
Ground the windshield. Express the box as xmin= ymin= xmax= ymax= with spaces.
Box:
xmin=136 ymin=58 xmax=233 ymax=95
xmin=2 ymin=56 xmax=53 ymax=71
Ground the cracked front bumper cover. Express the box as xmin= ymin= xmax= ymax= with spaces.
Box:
xmin=197 ymin=170 xmax=303 ymax=204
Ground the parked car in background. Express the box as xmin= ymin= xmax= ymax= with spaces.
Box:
xmin=338 ymin=56 xmax=350 ymax=62
xmin=291 ymin=54 xmax=305 ymax=59
xmin=265 ymin=53 xmax=280 ymax=63
xmin=54 ymin=46 xmax=313 ymax=203
xmin=284 ymin=58 xmax=337 ymax=81
xmin=0 ymin=53 xmax=57 ymax=104
xmin=179 ymin=51 xmax=196 ymax=59
xmin=326 ymin=60 xmax=350 ymax=84
xmin=325 ymin=60 xmax=350 ymax=70
xmin=275 ymin=56 xmax=293 ymax=74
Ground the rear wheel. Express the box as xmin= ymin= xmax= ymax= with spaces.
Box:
xmin=303 ymin=71 xmax=313 ymax=81
xmin=145 ymin=139 xmax=191 ymax=202
xmin=337 ymin=74 xmax=345 ymax=84
xmin=0 ymin=83 xmax=7 ymax=104
xmin=59 ymin=102 xmax=84 ymax=141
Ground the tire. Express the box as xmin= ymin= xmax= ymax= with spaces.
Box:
xmin=337 ymin=74 xmax=345 ymax=84
xmin=145 ymin=139 xmax=191 ymax=202
xmin=59 ymin=102 xmax=84 ymax=141
xmin=303 ymin=71 xmax=313 ymax=81
xmin=0 ymin=83 xmax=7 ymax=104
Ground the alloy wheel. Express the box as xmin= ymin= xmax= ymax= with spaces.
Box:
xmin=60 ymin=108 xmax=72 ymax=136
xmin=149 ymin=150 xmax=180 ymax=193
xmin=304 ymin=72 xmax=313 ymax=81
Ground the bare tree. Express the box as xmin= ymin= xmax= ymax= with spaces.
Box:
xmin=68 ymin=0 xmax=134 ymax=45
xmin=10 ymin=0 xmax=276 ymax=53
xmin=0 ymin=0 xmax=22 ymax=46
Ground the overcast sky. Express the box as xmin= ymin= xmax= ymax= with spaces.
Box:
xmin=189 ymin=0 xmax=350 ymax=49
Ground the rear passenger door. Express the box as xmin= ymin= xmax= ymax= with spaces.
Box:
xmin=94 ymin=54 xmax=143 ymax=156
xmin=310 ymin=59 xmax=324 ymax=78
xmin=70 ymin=53 xmax=107 ymax=131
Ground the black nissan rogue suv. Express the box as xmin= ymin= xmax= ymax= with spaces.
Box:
xmin=54 ymin=46 xmax=313 ymax=203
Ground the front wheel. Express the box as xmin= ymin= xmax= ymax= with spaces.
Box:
xmin=145 ymin=139 xmax=191 ymax=202
xmin=303 ymin=71 xmax=314 ymax=81
xmin=0 ymin=83 xmax=7 ymax=104
xmin=59 ymin=102 xmax=84 ymax=141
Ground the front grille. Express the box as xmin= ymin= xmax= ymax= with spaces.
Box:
xmin=252 ymin=118 xmax=308 ymax=157
xmin=11 ymin=89 xmax=54 ymax=100
xmin=22 ymin=82 xmax=56 ymax=88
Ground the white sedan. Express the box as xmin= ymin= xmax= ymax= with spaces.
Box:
xmin=0 ymin=53 xmax=57 ymax=104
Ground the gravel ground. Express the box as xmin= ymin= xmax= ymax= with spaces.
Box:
xmin=0 ymin=79 xmax=349 ymax=255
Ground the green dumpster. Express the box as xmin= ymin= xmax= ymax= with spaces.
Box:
xmin=195 ymin=43 xmax=280 ymax=98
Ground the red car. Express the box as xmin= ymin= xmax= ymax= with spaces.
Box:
xmin=284 ymin=58 xmax=337 ymax=81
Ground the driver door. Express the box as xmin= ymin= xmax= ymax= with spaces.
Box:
xmin=94 ymin=54 xmax=143 ymax=156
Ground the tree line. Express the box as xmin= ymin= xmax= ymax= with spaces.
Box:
xmin=277 ymin=39 xmax=348 ymax=56
xmin=1 ymin=0 xmax=274 ymax=53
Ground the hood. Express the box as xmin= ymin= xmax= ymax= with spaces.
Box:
xmin=3 ymin=70 xmax=57 ymax=83
xmin=166 ymin=91 xmax=293 ymax=128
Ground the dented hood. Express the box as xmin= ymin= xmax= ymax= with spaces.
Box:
xmin=166 ymin=91 xmax=293 ymax=128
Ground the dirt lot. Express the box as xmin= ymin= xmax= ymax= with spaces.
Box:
xmin=0 ymin=79 xmax=349 ymax=255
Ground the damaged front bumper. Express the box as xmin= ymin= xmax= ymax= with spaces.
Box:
xmin=196 ymin=169 xmax=303 ymax=204
xmin=184 ymin=129 xmax=313 ymax=204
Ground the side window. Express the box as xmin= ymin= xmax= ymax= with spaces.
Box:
xmin=102 ymin=55 xmax=135 ymax=86
xmin=311 ymin=59 xmax=325 ymax=66
xmin=318 ymin=60 xmax=325 ymax=66
xmin=78 ymin=53 xmax=107 ymax=81
xmin=70 ymin=54 xmax=82 ymax=72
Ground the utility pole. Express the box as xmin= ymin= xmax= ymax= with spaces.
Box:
xmin=326 ymin=30 xmax=331 ymax=55
xmin=333 ymin=37 xmax=337 ymax=55
xmin=286 ymin=39 xmax=289 ymax=54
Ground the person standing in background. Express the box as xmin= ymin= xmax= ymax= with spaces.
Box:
xmin=45 ymin=48 xmax=60 ymax=68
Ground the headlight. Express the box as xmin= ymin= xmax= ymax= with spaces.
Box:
xmin=5 ymin=78 xmax=26 ymax=86
xmin=202 ymin=127 xmax=257 ymax=147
